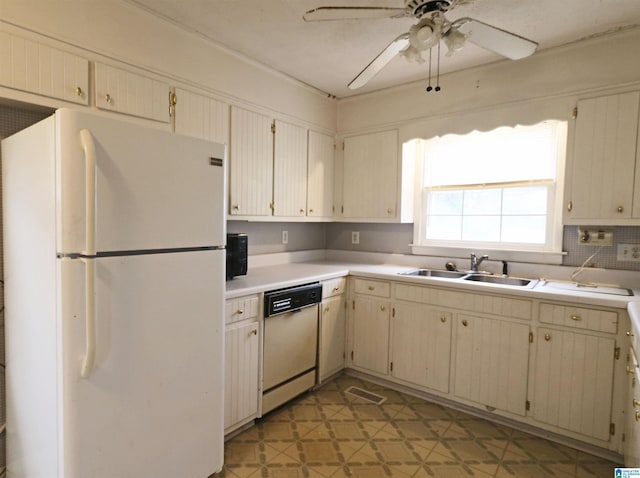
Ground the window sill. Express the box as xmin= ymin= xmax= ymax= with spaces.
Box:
xmin=410 ymin=244 xmax=566 ymax=265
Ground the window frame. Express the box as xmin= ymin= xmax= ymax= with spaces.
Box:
xmin=410 ymin=121 xmax=568 ymax=264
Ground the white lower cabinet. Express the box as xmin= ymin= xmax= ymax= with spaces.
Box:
xmin=625 ymin=349 xmax=640 ymax=466
xmin=319 ymin=295 xmax=347 ymax=382
xmin=454 ymin=314 xmax=531 ymax=416
xmin=224 ymin=295 xmax=260 ymax=434
xmin=390 ymin=302 xmax=451 ymax=393
xmin=351 ymin=295 xmax=390 ymax=375
xmin=531 ymin=328 xmax=615 ymax=441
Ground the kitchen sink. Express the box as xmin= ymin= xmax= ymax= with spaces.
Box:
xmin=464 ymin=274 xmax=537 ymax=288
xmin=400 ymin=269 xmax=468 ymax=279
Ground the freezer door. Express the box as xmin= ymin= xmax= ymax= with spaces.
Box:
xmin=55 ymin=108 xmax=226 ymax=254
xmin=59 ymin=251 xmax=224 ymax=477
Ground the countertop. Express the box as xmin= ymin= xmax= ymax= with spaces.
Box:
xmin=226 ymin=261 xmax=640 ymax=324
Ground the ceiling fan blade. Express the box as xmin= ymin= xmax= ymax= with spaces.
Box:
xmin=348 ymin=34 xmax=410 ymax=89
xmin=303 ymin=6 xmax=405 ymax=22
xmin=454 ymin=18 xmax=537 ymax=60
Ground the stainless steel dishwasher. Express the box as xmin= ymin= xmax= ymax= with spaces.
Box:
xmin=262 ymin=282 xmax=321 ymax=414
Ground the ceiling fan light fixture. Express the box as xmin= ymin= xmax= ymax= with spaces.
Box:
xmin=443 ymin=26 xmax=468 ymax=56
xmin=409 ymin=17 xmax=442 ymax=50
xmin=400 ymin=44 xmax=426 ymax=63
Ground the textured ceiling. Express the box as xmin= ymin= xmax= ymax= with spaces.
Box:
xmin=128 ymin=0 xmax=640 ymax=98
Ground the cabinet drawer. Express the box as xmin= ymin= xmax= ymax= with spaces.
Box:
xmin=322 ymin=277 xmax=347 ymax=299
xmin=539 ymin=303 xmax=618 ymax=334
xmin=353 ymin=278 xmax=390 ymax=298
xmin=225 ymin=295 xmax=260 ymax=325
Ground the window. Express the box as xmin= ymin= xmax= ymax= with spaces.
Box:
xmin=411 ymin=121 xmax=567 ymax=262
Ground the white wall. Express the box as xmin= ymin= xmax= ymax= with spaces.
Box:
xmin=0 ymin=0 xmax=337 ymax=131
xmin=337 ymin=27 xmax=640 ymax=139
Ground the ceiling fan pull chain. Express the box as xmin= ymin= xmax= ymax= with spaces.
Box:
xmin=426 ymin=47 xmax=433 ymax=91
xmin=435 ymin=41 xmax=441 ymax=91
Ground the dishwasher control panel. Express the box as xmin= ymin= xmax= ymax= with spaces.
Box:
xmin=264 ymin=282 xmax=321 ymax=316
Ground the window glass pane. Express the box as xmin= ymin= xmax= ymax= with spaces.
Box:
xmin=426 ymin=216 xmax=461 ymax=240
xmin=462 ymin=216 xmax=501 ymax=242
xmin=503 ymin=187 xmax=548 ymax=215
xmin=463 ymin=189 xmax=501 ymax=215
xmin=428 ymin=190 xmax=463 ymax=215
xmin=502 ymin=216 xmax=546 ymax=243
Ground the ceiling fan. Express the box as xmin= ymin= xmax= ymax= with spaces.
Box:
xmin=303 ymin=0 xmax=538 ymax=90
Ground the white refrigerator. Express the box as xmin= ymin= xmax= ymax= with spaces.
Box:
xmin=2 ymin=109 xmax=226 ymax=478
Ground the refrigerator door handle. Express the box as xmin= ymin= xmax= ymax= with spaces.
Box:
xmin=80 ymin=258 xmax=96 ymax=378
xmin=79 ymin=129 xmax=96 ymax=256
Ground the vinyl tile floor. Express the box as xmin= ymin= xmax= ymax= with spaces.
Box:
xmin=214 ymin=374 xmax=623 ymax=478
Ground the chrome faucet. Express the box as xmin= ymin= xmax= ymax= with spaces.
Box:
xmin=470 ymin=253 xmax=489 ymax=272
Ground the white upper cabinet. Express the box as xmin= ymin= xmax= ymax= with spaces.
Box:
xmin=273 ymin=119 xmax=308 ymax=217
xmin=307 ymin=130 xmax=335 ymax=219
xmin=0 ymin=30 xmax=89 ymax=105
xmin=340 ymin=130 xmax=399 ymax=221
xmin=94 ymin=62 xmax=170 ymax=123
xmin=565 ymin=91 xmax=640 ymax=224
xmin=173 ymin=87 xmax=229 ymax=145
xmin=229 ymin=105 xmax=274 ymax=217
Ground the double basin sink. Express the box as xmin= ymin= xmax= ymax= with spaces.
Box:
xmin=399 ymin=269 xmax=538 ymax=289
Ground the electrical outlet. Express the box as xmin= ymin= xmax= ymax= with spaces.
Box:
xmin=282 ymin=230 xmax=288 ymax=245
xmin=351 ymin=231 xmax=360 ymax=245
xmin=617 ymin=243 xmax=640 ymax=262
xmin=578 ymin=228 xmax=613 ymax=246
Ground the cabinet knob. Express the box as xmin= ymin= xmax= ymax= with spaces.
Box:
xmin=633 ymin=398 xmax=640 ymax=407
xmin=105 ymin=93 xmax=112 ymax=103
xmin=333 ymin=287 xmax=339 ymax=292
xmin=627 ymin=365 xmax=638 ymax=375
xmin=368 ymin=286 xmax=374 ymax=291
xmin=250 ymin=329 xmax=257 ymax=336
xmin=617 ymin=206 xmax=624 ymax=213
xmin=544 ymin=333 xmax=551 ymax=341
xmin=636 ymin=411 xmax=640 ymax=422
xmin=570 ymin=315 xmax=581 ymax=321
xmin=627 ymin=331 xmax=634 ymax=337
xmin=75 ymin=86 xmax=84 ymax=97
xmin=567 ymin=200 xmax=573 ymax=212
xmin=300 ymin=208 xmax=305 ymax=213
xmin=237 ymin=309 xmax=244 ymax=315
xmin=380 ymin=305 xmax=386 ymax=311
xmin=461 ymin=319 xmax=468 ymax=327
xmin=309 ymin=209 xmax=314 ymax=213
xmin=232 ymin=204 xmax=240 ymax=211
xmin=440 ymin=316 xmax=447 ymax=323
xmin=387 ymin=208 xmax=393 ymax=214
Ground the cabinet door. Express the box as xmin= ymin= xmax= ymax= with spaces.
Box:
xmin=532 ymin=328 xmax=615 ymax=441
xmin=319 ymin=295 xmax=346 ymax=382
xmin=566 ymin=92 xmax=640 ymax=223
xmin=625 ymin=350 xmax=640 ymax=466
xmin=308 ymin=130 xmax=335 ymax=219
xmin=94 ymin=62 xmax=170 ymax=123
xmin=351 ymin=296 xmax=390 ymax=375
xmin=229 ymin=106 xmax=273 ymax=216
xmin=391 ymin=303 xmax=452 ymax=393
xmin=224 ymin=321 xmax=260 ymax=431
xmin=0 ymin=31 xmax=89 ymax=105
xmin=454 ymin=315 xmax=530 ymax=416
xmin=342 ymin=130 xmax=398 ymax=219
xmin=174 ymin=88 xmax=229 ymax=144
xmin=273 ymin=119 xmax=308 ymax=217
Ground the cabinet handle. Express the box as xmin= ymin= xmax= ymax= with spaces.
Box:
xmin=461 ymin=319 xmax=468 ymax=327
xmin=309 ymin=209 xmax=314 ymax=213
xmin=368 ymin=286 xmax=374 ymax=291
xmin=105 ymin=93 xmax=112 ymax=103
xmin=75 ymin=86 xmax=84 ymax=97
xmin=440 ymin=315 xmax=447 ymax=323
xmin=544 ymin=333 xmax=551 ymax=341
xmin=324 ymin=307 xmax=330 ymax=313
xmin=250 ymin=329 xmax=257 ymax=336
xmin=617 ymin=206 xmax=624 ymax=213
xmin=567 ymin=200 xmax=573 ymax=212
xmin=627 ymin=331 xmax=635 ymax=337
xmin=570 ymin=315 xmax=581 ymax=321
xmin=237 ymin=309 xmax=244 ymax=315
